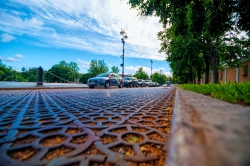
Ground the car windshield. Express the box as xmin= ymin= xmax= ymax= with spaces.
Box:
xmin=145 ymin=80 xmax=151 ymax=82
xmin=138 ymin=79 xmax=142 ymax=81
xmin=124 ymin=77 xmax=132 ymax=80
xmin=97 ymin=73 xmax=110 ymax=77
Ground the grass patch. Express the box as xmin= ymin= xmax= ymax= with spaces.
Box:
xmin=179 ymin=82 xmax=250 ymax=105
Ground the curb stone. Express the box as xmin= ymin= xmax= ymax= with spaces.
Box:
xmin=168 ymin=89 xmax=250 ymax=166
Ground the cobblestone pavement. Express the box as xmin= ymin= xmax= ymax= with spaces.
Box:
xmin=0 ymin=87 xmax=175 ymax=166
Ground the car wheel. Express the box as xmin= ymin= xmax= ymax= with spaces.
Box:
xmin=104 ymin=81 xmax=110 ymax=89
xmin=118 ymin=82 xmax=123 ymax=88
xmin=89 ymin=86 xmax=94 ymax=89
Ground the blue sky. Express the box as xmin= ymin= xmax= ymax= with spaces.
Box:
xmin=0 ymin=0 xmax=172 ymax=76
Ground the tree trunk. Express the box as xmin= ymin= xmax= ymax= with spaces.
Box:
xmin=204 ymin=53 xmax=210 ymax=84
xmin=193 ymin=72 xmax=196 ymax=84
xmin=198 ymin=63 xmax=201 ymax=84
xmin=189 ymin=67 xmax=193 ymax=84
xmin=207 ymin=37 xmax=219 ymax=84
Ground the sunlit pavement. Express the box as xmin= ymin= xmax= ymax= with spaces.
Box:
xmin=169 ymin=89 xmax=250 ymax=166
xmin=0 ymin=87 xmax=175 ymax=166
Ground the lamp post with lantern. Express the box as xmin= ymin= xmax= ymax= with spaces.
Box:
xmin=120 ymin=28 xmax=128 ymax=78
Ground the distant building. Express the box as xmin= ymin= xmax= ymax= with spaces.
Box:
xmin=199 ymin=58 xmax=249 ymax=84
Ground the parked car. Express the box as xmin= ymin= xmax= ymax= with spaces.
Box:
xmin=137 ymin=79 xmax=146 ymax=87
xmin=123 ymin=77 xmax=138 ymax=88
xmin=87 ymin=73 xmax=123 ymax=89
xmin=151 ymin=82 xmax=155 ymax=87
xmin=166 ymin=81 xmax=171 ymax=86
xmin=144 ymin=80 xmax=153 ymax=87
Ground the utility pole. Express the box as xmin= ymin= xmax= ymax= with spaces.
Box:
xmin=120 ymin=28 xmax=128 ymax=78
xmin=150 ymin=59 xmax=153 ymax=79
xmin=122 ymin=38 xmax=125 ymax=78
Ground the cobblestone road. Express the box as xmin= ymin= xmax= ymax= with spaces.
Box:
xmin=0 ymin=87 xmax=175 ymax=166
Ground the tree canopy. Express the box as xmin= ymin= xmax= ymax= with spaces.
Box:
xmin=152 ymin=72 xmax=167 ymax=84
xmin=45 ymin=60 xmax=80 ymax=83
xmin=133 ymin=67 xmax=149 ymax=80
xmin=88 ymin=60 xmax=109 ymax=76
xmin=129 ymin=0 xmax=250 ymax=84
xmin=0 ymin=59 xmax=112 ymax=84
xmin=111 ymin=66 xmax=120 ymax=74
xmin=0 ymin=59 xmax=39 ymax=82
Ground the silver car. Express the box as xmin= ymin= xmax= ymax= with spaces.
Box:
xmin=87 ymin=73 xmax=123 ymax=89
xmin=144 ymin=80 xmax=152 ymax=87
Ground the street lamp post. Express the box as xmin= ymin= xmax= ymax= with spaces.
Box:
xmin=120 ymin=28 xmax=128 ymax=78
xmin=150 ymin=60 xmax=153 ymax=79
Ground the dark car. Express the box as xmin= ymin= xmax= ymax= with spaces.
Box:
xmin=166 ymin=81 xmax=171 ymax=86
xmin=123 ymin=77 xmax=138 ymax=88
xmin=137 ymin=79 xmax=146 ymax=87
xmin=87 ymin=73 xmax=123 ymax=89
xmin=144 ymin=80 xmax=152 ymax=87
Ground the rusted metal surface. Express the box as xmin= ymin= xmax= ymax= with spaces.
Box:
xmin=0 ymin=88 xmax=175 ymax=165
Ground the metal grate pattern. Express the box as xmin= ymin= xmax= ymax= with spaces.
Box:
xmin=0 ymin=87 xmax=175 ymax=166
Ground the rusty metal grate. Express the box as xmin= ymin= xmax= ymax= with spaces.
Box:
xmin=0 ymin=88 xmax=175 ymax=165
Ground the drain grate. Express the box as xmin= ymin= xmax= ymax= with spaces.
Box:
xmin=0 ymin=88 xmax=175 ymax=165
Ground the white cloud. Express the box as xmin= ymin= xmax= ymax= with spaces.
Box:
xmin=125 ymin=65 xmax=151 ymax=75
xmin=15 ymin=54 xmax=25 ymax=59
xmin=1 ymin=0 xmax=166 ymax=60
xmin=77 ymin=59 xmax=90 ymax=70
xmin=0 ymin=33 xmax=16 ymax=42
xmin=0 ymin=54 xmax=25 ymax=62
xmin=0 ymin=56 xmax=18 ymax=62
xmin=164 ymin=72 xmax=172 ymax=77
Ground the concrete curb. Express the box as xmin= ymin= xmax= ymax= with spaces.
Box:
xmin=168 ymin=88 xmax=250 ymax=166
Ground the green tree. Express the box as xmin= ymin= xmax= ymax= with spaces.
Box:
xmin=20 ymin=67 xmax=38 ymax=82
xmin=0 ymin=60 xmax=4 ymax=80
xmin=14 ymin=73 xmax=26 ymax=82
xmin=0 ymin=60 xmax=17 ymax=81
xmin=111 ymin=66 xmax=120 ymax=73
xmin=133 ymin=67 xmax=149 ymax=80
xmin=152 ymin=72 xmax=167 ymax=84
xmin=0 ymin=70 xmax=4 ymax=80
xmin=45 ymin=60 xmax=80 ymax=83
xmin=88 ymin=60 xmax=109 ymax=76
xmin=236 ymin=0 xmax=250 ymax=36
xmin=79 ymin=73 xmax=92 ymax=83
xmin=129 ymin=0 xmax=249 ymax=84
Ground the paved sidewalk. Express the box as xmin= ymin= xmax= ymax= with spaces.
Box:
xmin=0 ymin=81 xmax=88 ymax=89
xmin=168 ymin=89 xmax=250 ymax=166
